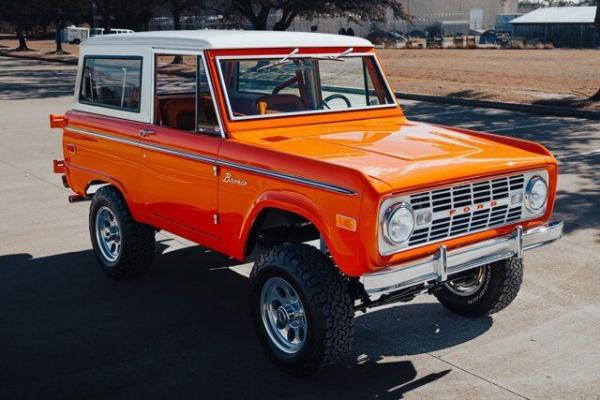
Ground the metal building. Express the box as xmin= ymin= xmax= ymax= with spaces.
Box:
xmin=510 ymin=6 xmax=600 ymax=47
xmin=288 ymin=0 xmax=520 ymax=37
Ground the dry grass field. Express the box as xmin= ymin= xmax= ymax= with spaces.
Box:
xmin=378 ymin=48 xmax=600 ymax=110
xmin=2 ymin=39 xmax=599 ymax=110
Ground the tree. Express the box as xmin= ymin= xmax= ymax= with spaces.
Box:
xmin=592 ymin=3 xmax=600 ymax=100
xmin=89 ymin=0 xmax=158 ymax=33
xmin=169 ymin=0 xmax=197 ymax=63
xmin=596 ymin=2 xmax=600 ymax=36
xmin=94 ymin=0 xmax=117 ymax=32
xmin=0 ymin=0 xmax=36 ymax=50
xmin=169 ymin=0 xmax=196 ymax=30
xmin=129 ymin=0 xmax=159 ymax=32
xmin=40 ymin=0 xmax=87 ymax=53
xmin=219 ymin=0 xmax=410 ymax=31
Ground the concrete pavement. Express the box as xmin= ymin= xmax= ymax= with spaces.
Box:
xmin=0 ymin=56 xmax=599 ymax=399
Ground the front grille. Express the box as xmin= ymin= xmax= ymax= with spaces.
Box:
xmin=408 ymin=174 xmax=525 ymax=247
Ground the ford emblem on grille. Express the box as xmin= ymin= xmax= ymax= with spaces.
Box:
xmin=449 ymin=200 xmax=498 ymax=216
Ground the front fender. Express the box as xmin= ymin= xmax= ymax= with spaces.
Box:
xmin=439 ymin=124 xmax=556 ymax=160
xmin=237 ymin=190 xmax=364 ymax=276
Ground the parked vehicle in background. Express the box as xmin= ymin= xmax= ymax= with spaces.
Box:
xmin=497 ymin=31 xmax=512 ymax=47
xmin=64 ymin=26 xmax=89 ymax=44
xmin=90 ymin=28 xmax=105 ymax=37
xmin=49 ymin=30 xmax=563 ymax=377
xmin=479 ymin=29 xmax=512 ymax=46
xmin=366 ymin=29 xmax=406 ymax=47
xmin=407 ymin=30 xmax=428 ymax=48
xmin=109 ymin=28 xmax=134 ymax=35
xmin=62 ymin=27 xmax=133 ymax=44
xmin=409 ymin=29 xmax=428 ymax=39
xmin=479 ymin=29 xmax=497 ymax=45
xmin=424 ymin=26 xmax=442 ymax=48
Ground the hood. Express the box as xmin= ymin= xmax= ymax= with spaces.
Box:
xmin=235 ymin=119 xmax=552 ymax=193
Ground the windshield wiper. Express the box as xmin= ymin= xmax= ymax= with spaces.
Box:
xmin=256 ymin=48 xmax=299 ymax=72
xmin=255 ymin=47 xmax=353 ymax=72
xmin=308 ymin=47 xmax=354 ymax=62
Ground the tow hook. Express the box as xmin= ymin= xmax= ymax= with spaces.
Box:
xmin=68 ymin=194 xmax=90 ymax=203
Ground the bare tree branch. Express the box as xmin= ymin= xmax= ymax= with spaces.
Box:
xmin=217 ymin=0 xmax=410 ymax=31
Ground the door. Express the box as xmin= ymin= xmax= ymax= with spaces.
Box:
xmin=140 ymin=51 xmax=224 ymax=238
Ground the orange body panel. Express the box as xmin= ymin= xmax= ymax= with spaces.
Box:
xmin=55 ymin=47 xmax=558 ymax=277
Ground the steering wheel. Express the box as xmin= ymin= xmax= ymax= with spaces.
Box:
xmin=318 ymin=94 xmax=352 ymax=110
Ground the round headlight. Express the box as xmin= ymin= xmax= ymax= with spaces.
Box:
xmin=525 ymin=176 xmax=548 ymax=212
xmin=384 ymin=203 xmax=414 ymax=244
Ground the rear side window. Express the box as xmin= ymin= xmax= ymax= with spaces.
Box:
xmin=79 ymin=57 xmax=142 ymax=112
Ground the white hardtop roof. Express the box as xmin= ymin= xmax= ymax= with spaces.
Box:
xmin=83 ymin=29 xmax=373 ymax=49
xmin=511 ymin=6 xmax=596 ymax=24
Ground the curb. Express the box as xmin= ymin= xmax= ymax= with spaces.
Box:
xmin=395 ymin=92 xmax=600 ymax=121
xmin=0 ymin=51 xmax=77 ymax=65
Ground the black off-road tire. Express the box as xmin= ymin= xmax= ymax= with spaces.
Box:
xmin=89 ymin=186 xmax=156 ymax=280
xmin=250 ymin=243 xmax=354 ymax=376
xmin=435 ymin=257 xmax=523 ymax=318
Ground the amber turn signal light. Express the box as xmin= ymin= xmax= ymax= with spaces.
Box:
xmin=336 ymin=214 xmax=357 ymax=232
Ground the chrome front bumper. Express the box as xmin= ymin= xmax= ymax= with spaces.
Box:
xmin=361 ymin=221 xmax=564 ymax=295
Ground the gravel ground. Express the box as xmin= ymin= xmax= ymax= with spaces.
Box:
xmin=378 ymin=48 xmax=600 ymax=110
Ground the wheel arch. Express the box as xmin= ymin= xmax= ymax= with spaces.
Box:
xmin=85 ymin=179 xmax=111 ymax=196
xmin=240 ymin=191 xmax=335 ymax=260
xmin=83 ymin=177 xmax=130 ymax=199
xmin=80 ymin=176 xmax=145 ymax=222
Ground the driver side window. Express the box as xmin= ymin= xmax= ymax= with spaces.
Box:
xmin=154 ymin=54 xmax=220 ymax=135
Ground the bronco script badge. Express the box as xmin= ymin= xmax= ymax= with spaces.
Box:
xmin=222 ymin=172 xmax=248 ymax=186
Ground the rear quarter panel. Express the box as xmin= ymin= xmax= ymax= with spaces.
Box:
xmin=63 ymin=111 xmax=148 ymax=222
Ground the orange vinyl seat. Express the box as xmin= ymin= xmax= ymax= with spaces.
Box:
xmin=254 ymin=94 xmax=305 ymax=115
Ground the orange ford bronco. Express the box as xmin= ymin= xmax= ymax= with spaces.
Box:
xmin=50 ymin=30 xmax=563 ymax=376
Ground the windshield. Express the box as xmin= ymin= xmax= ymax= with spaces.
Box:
xmin=218 ymin=55 xmax=395 ymax=120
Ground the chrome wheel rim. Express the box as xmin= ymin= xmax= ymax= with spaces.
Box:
xmin=260 ymin=277 xmax=307 ymax=354
xmin=95 ymin=206 xmax=121 ymax=263
xmin=444 ymin=265 xmax=488 ymax=297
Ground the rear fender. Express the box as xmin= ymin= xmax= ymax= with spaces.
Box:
xmin=66 ymin=165 xmax=145 ymax=222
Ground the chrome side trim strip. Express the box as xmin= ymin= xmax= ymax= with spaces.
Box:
xmin=361 ymin=221 xmax=563 ymax=295
xmin=216 ymin=158 xmax=355 ymax=194
xmin=65 ymin=126 xmax=356 ymax=195
xmin=66 ymin=127 xmax=216 ymax=164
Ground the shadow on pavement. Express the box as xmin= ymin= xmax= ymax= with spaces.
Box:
xmin=0 ymin=57 xmax=76 ymax=101
xmin=0 ymin=245 xmax=491 ymax=399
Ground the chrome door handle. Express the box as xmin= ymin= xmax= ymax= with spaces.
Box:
xmin=139 ymin=129 xmax=156 ymax=137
